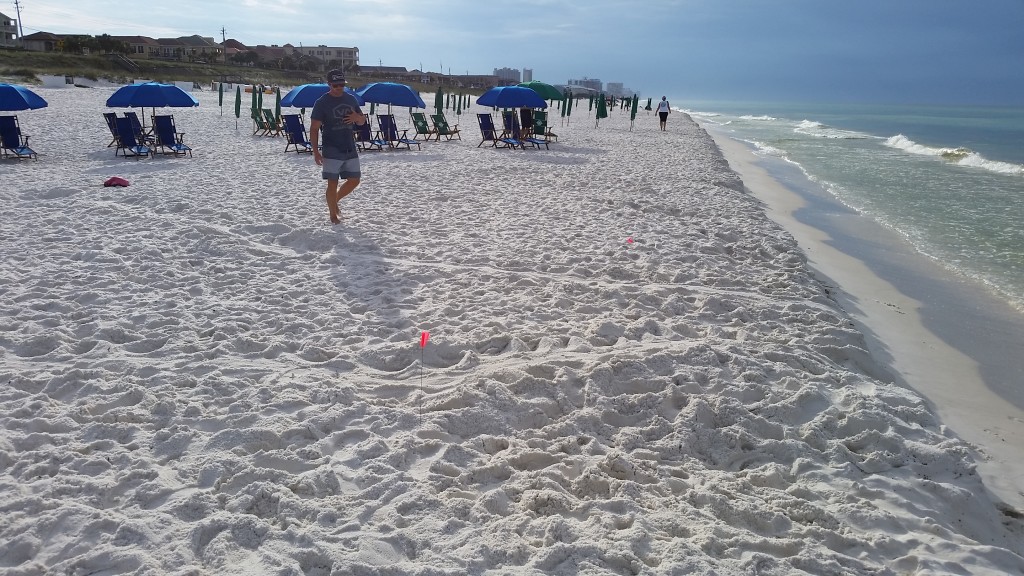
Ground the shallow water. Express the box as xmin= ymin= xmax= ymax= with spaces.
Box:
xmin=686 ymin=100 xmax=1024 ymax=312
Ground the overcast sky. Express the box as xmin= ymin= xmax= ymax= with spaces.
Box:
xmin=17 ymin=0 xmax=1024 ymax=105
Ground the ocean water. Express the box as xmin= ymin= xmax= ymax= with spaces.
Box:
xmin=684 ymin=101 xmax=1024 ymax=313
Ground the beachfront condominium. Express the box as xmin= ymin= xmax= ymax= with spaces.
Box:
xmin=568 ymin=77 xmax=603 ymax=93
xmin=494 ymin=67 xmax=521 ymax=84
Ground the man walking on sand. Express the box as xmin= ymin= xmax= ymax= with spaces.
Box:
xmin=656 ymin=96 xmax=671 ymax=131
xmin=310 ymin=69 xmax=366 ymax=224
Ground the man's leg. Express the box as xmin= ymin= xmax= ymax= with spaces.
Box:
xmin=337 ymin=177 xmax=361 ymax=201
xmin=325 ymin=179 xmax=340 ymax=224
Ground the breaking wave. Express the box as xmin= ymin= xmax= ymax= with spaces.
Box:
xmin=794 ymin=120 xmax=871 ymax=139
xmin=884 ymin=134 xmax=1024 ymax=176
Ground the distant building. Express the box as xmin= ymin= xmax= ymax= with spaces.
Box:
xmin=493 ymin=67 xmax=521 ymax=84
xmin=19 ymin=31 xmax=60 ymax=52
xmin=606 ymin=82 xmax=626 ymax=98
xmin=177 ymin=35 xmax=223 ymax=63
xmin=296 ymin=44 xmax=359 ymax=71
xmin=568 ymin=77 xmax=602 ymax=92
xmin=523 ymin=68 xmax=533 ymax=82
xmin=110 ymin=36 xmax=161 ymax=59
xmin=0 ymin=11 xmax=17 ymax=48
xmin=359 ymin=65 xmax=409 ymax=79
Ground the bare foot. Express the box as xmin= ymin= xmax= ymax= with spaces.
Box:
xmin=330 ymin=212 xmax=341 ymax=224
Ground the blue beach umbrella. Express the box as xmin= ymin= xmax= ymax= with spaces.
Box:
xmin=476 ymin=86 xmax=548 ymax=109
xmin=106 ymin=81 xmax=198 ymax=129
xmin=0 ymin=83 xmax=48 ymax=111
xmin=281 ymin=84 xmax=364 ymax=108
xmin=355 ymin=82 xmax=426 ymax=113
xmin=107 ymin=81 xmax=199 ymax=109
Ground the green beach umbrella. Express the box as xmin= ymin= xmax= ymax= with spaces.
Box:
xmin=250 ymin=85 xmax=257 ymax=120
xmin=518 ymin=80 xmax=563 ymax=101
xmin=595 ymin=93 xmax=607 ymax=128
xmin=588 ymin=94 xmax=594 ymax=114
xmin=218 ymin=81 xmax=223 ymax=116
xmin=435 ymin=87 xmax=444 ymax=115
xmin=257 ymin=88 xmax=263 ymax=112
xmin=456 ymin=93 xmax=462 ymax=116
xmin=234 ymin=85 xmax=241 ymax=129
xmin=566 ymin=91 xmax=573 ymax=125
xmin=560 ymin=91 xmax=567 ymax=119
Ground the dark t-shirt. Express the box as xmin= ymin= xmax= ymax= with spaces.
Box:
xmin=310 ymin=91 xmax=362 ymax=160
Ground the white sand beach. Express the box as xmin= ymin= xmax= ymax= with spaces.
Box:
xmin=1 ymin=86 xmax=1022 ymax=575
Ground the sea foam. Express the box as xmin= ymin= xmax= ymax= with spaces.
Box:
xmin=794 ymin=120 xmax=870 ymax=139
xmin=885 ymin=134 xmax=1024 ymax=176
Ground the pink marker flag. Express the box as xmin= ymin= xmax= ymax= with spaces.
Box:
xmin=626 ymin=237 xmax=634 ymax=244
xmin=420 ymin=331 xmax=430 ymax=348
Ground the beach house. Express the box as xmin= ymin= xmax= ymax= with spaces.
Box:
xmin=0 ymin=11 xmax=17 ymax=48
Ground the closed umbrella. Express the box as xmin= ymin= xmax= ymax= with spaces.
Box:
xmin=646 ymin=97 xmax=652 ymax=112
xmin=0 ymin=83 xmax=48 ymax=111
xmin=435 ymin=87 xmax=444 ymax=116
xmin=565 ymin=91 xmax=573 ymax=125
xmin=595 ymin=94 xmax=607 ymax=128
xmin=234 ymin=85 xmax=241 ymax=129
xmin=250 ymin=85 xmax=257 ymax=120
xmin=274 ymin=87 xmax=281 ymax=124
xmin=588 ymin=94 xmax=594 ymax=115
xmin=629 ymin=94 xmax=639 ymax=131
xmin=218 ymin=81 xmax=223 ymax=116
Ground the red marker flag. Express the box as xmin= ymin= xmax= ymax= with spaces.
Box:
xmin=420 ymin=331 xmax=430 ymax=348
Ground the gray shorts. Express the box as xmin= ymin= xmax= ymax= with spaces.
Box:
xmin=322 ymin=157 xmax=361 ymax=181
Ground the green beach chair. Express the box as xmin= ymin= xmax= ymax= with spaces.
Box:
xmin=410 ymin=112 xmax=436 ymax=140
xmin=430 ymin=113 xmax=461 ymax=141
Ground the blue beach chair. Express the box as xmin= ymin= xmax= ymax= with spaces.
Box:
xmin=103 ymin=112 xmax=119 ymax=147
xmin=354 ymin=120 xmax=387 ymax=151
xmin=282 ymin=114 xmax=313 ymax=153
xmin=376 ymin=114 xmax=420 ymax=150
xmin=152 ymin=115 xmax=192 ymax=157
xmin=476 ymin=113 xmax=516 ymax=149
xmin=113 ymin=116 xmax=152 ymax=159
xmin=502 ymin=111 xmax=548 ymax=150
xmin=0 ymin=115 xmax=37 ymax=160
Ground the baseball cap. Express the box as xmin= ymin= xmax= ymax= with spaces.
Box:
xmin=326 ymin=69 xmax=346 ymax=83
